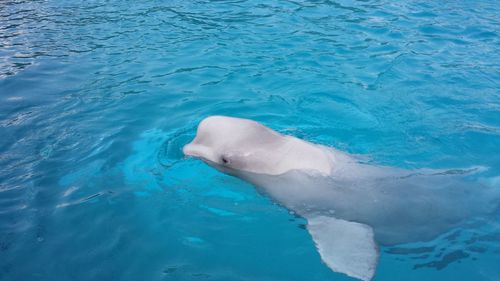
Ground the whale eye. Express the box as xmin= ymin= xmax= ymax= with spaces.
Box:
xmin=221 ymin=156 xmax=229 ymax=165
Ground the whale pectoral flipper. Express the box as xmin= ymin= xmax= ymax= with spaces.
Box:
xmin=307 ymin=216 xmax=379 ymax=281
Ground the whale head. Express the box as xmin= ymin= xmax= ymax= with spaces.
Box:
xmin=183 ymin=116 xmax=285 ymax=175
xmin=183 ymin=116 xmax=333 ymax=176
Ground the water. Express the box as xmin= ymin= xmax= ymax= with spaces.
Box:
xmin=0 ymin=0 xmax=499 ymax=280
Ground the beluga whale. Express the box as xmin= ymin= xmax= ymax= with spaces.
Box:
xmin=183 ymin=115 xmax=499 ymax=281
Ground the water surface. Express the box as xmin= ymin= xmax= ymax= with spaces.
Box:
xmin=1 ymin=0 xmax=499 ymax=280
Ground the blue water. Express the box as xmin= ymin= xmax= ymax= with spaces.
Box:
xmin=1 ymin=0 xmax=499 ymax=280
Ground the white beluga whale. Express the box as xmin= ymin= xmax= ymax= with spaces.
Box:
xmin=183 ymin=115 xmax=499 ymax=281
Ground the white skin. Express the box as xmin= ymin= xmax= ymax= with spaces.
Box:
xmin=183 ymin=116 xmax=498 ymax=245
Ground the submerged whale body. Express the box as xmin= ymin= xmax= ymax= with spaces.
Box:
xmin=183 ymin=116 xmax=498 ymax=281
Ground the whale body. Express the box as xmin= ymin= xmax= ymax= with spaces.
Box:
xmin=183 ymin=116 xmax=498 ymax=281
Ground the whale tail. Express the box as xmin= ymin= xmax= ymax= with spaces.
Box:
xmin=478 ymin=175 xmax=500 ymax=212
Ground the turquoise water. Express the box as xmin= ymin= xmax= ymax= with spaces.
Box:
xmin=1 ymin=0 xmax=499 ymax=280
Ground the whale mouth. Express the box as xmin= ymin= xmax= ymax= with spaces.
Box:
xmin=183 ymin=143 xmax=217 ymax=163
xmin=182 ymin=143 xmax=199 ymax=157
